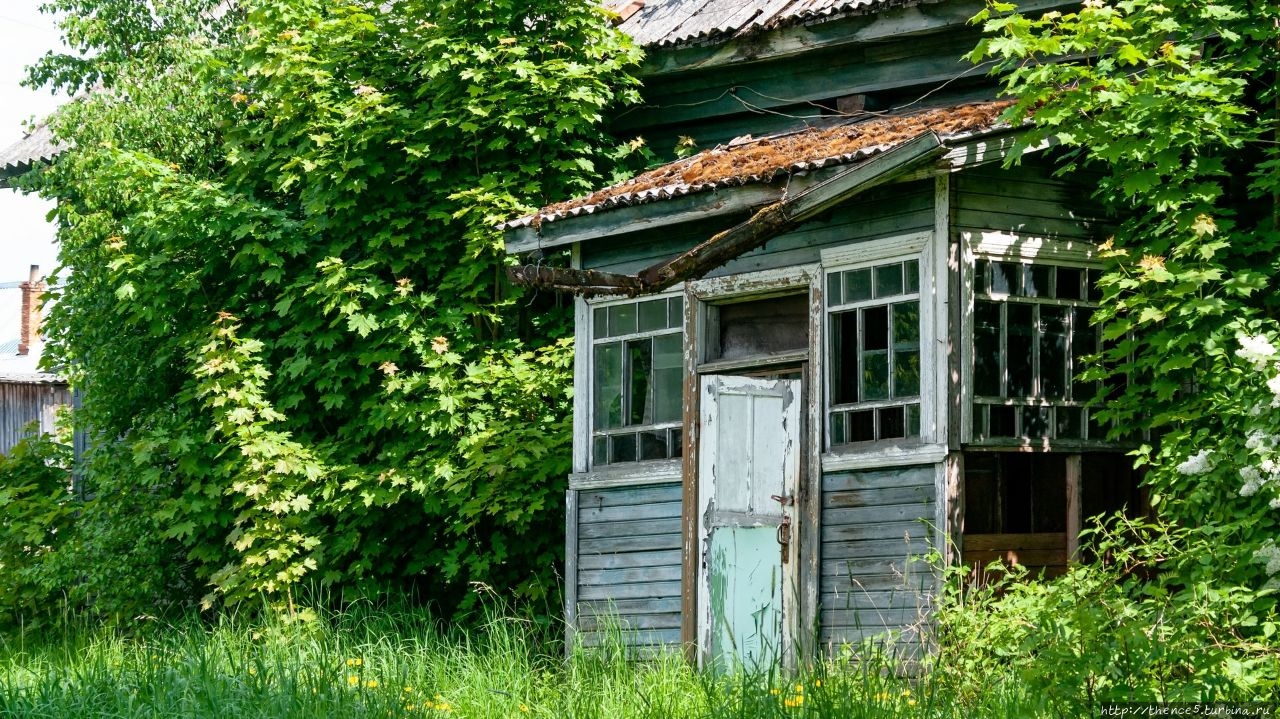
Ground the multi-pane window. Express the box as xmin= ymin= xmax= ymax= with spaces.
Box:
xmin=826 ymin=258 xmax=922 ymax=445
xmin=971 ymin=259 xmax=1105 ymax=441
xmin=591 ymin=295 xmax=684 ymax=466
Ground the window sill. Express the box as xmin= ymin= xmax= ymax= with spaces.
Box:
xmin=569 ymin=459 xmax=683 ymax=490
xmin=821 ymin=441 xmax=948 ymax=473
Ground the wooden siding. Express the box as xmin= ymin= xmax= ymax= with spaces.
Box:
xmin=0 ymin=379 xmax=70 ymax=455
xmin=818 ymin=465 xmax=939 ymax=649
xmin=575 ymin=481 xmax=684 ymax=653
xmin=952 ymin=157 xmax=1108 ymax=241
xmin=581 ymin=180 xmax=935 ymax=276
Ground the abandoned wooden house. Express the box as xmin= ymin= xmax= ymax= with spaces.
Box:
xmin=502 ymin=0 xmax=1145 ymax=668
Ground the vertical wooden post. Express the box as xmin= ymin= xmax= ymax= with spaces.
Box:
xmin=564 ymin=489 xmax=579 ymax=658
xmin=1065 ymin=454 xmax=1082 ymax=562
xmin=679 ymin=285 xmax=701 ymax=666
xmin=800 ymin=272 xmax=824 ymax=666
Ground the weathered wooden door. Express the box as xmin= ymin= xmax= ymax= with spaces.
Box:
xmin=697 ymin=374 xmax=801 ymax=672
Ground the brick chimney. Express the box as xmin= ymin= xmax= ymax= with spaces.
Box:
xmin=18 ymin=265 xmax=45 ymax=356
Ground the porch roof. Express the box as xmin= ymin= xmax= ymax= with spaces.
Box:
xmin=503 ymin=99 xmax=1015 ymax=253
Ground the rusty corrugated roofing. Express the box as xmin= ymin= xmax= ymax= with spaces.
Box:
xmin=506 ymin=99 xmax=1013 ymax=231
xmin=609 ymin=0 xmax=933 ymax=48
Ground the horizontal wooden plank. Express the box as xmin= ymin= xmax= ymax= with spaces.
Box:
xmin=953 ymin=211 xmax=1099 ymax=241
xmin=579 ymin=580 xmax=683 ymax=602
xmin=963 ymin=532 xmax=1067 ymax=551
xmin=824 ymin=484 xmax=936 ymax=509
xmin=577 ymin=517 xmax=682 ymax=540
xmin=577 ymin=628 xmax=682 ymax=648
xmin=822 ymin=538 xmax=931 ymax=561
xmin=817 ymin=590 xmax=936 ymax=613
xmin=579 ymin=549 xmax=683 ymax=571
xmin=962 ymin=550 xmax=1067 ymax=568
xmin=820 ymin=566 xmax=939 ymax=593
xmin=579 ymin=534 xmax=683 ymax=554
xmin=579 ymin=500 xmax=683 ymax=525
xmin=577 ymin=612 xmax=682 ymax=632
xmin=819 ymin=519 xmax=930 ymax=544
xmin=823 ymin=466 xmax=936 ymax=493
xmin=578 ymin=597 xmax=684 ymax=617
xmin=577 ymin=483 xmax=682 ymax=509
xmin=822 ymin=503 xmax=937 ymax=527
xmin=817 ymin=626 xmax=931 ymax=655
xmin=819 ymin=556 xmax=932 ymax=580
xmin=820 ymin=607 xmax=929 ymax=629
xmin=955 ymin=190 xmax=1097 ymax=225
xmin=580 ymin=564 xmax=682 ymax=587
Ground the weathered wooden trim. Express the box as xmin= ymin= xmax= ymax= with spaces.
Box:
xmin=818 ymin=230 xmax=931 ymax=268
xmin=820 ymin=443 xmax=948 ymax=473
xmin=679 ymin=285 xmax=700 ymax=664
xmin=572 ymin=263 xmax=590 ymax=475
xmin=944 ymin=452 xmax=964 ymax=566
xmin=943 ymin=132 xmax=1053 ymax=170
xmin=801 ymin=274 xmax=823 ymax=667
xmin=504 ymin=185 xmax=781 ymax=255
xmin=687 ymin=264 xmax=819 ymax=300
xmin=568 ymin=462 xmax=682 ymax=490
xmin=932 ymin=175 xmax=951 ymax=447
xmin=1065 ymin=454 xmax=1082 ymax=562
xmin=964 ymin=230 xmax=1101 ymax=264
xmin=959 ymin=232 xmax=976 ymax=444
xmin=696 ymin=349 xmax=808 ymax=376
xmin=565 ymin=488 xmax=579 ymax=657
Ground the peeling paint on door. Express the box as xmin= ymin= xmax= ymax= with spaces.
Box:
xmin=697 ymin=375 xmax=800 ymax=672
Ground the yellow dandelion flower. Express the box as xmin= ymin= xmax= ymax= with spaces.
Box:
xmin=520 ymin=703 xmax=531 ymax=713
xmin=908 ymin=699 xmax=917 ymax=707
xmin=347 ymin=674 xmax=360 ymax=686
xmin=247 ymin=666 xmax=257 ymax=676
xmin=346 ymin=658 xmax=363 ymax=667
xmin=901 ymin=689 xmax=911 ymax=697
xmin=793 ymin=683 xmax=804 ymax=693
xmin=406 ymin=705 xmax=416 ymax=711
xmin=403 ymin=686 xmax=414 ymax=693
xmin=783 ymin=695 xmax=804 ymax=708
xmin=812 ymin=679 xmax=822 ymax=687
xmin=770 ymin=688 xmax=781 ymax=696
xmin=366 ymin=679 xmax=379 ymax=689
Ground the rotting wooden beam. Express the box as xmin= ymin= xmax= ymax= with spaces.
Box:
xmin=510 ymin=132 xmax=944 ymax=297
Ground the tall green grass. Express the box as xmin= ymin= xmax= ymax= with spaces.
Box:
xmin=0 ymin=604 xmax=1044 ymax=718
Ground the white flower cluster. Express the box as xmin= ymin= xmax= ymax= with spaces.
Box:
xmin=1255 ymin=541 xmax=1280 ymax=588
xmin=1175 ymin=449 xmax=1214 ymax=476
xmin=1237 ymin=333 xmax=1280 ymax=408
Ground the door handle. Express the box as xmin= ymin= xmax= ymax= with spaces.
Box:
xmin=777 ymin=514 xmax=792 ymax=565
xmin=770 ymin=494 xmax=794 ymax=507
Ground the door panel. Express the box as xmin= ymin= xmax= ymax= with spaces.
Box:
xmin=698 ymin=375 xmax=801 ymax=672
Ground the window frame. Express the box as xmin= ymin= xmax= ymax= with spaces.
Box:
xmin=820 ymin=231 xmax=937 ymax=452
xmin=585 ymin=289 xmax=687 ymax=470
xmin=961 ymin=231 xmax=1113 ymax=448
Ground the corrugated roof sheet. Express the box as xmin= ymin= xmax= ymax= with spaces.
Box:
xmin=506 ymin=99 xmax=1012 ymax=230
xmin=609 ymin=0 xmax=928 ymax=48
xmin=0 ymin=123 xmax=60 ymax=182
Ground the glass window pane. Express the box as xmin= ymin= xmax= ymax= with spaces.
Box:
xmin=906 ymin=404 xmax=921 ymax=437
xmin=863 ymin=305 xmax=888 ymax=352
xmin=894 ymin=349 xmax=920 ymax=397
xmin=974 ymin=300 xmax=1002 ymax=397
xmin=652 ymin=333 xmax=682 ymax=423
xmin=989 ymin=262 xmax=1016 ymax=295
xmin=1006 ymin=303 xmax=1034 ymax=397
xmin=972 ymin=403 xmax=988 ymax=439
xmin=826 ymin=272 xmax=843 ymax=306
xmin=989 ymin=405 xmax=1015 ymax=437
xmin=593 ymin=435 xmax=609 ymax=466
xmin=875 ymin=263 xmax=904 ymax=298
xmin=1087 ymin=269 xmax=1104 ymax=302
xmin=593 ymin=342 xmax=623 ymax=430
xmin=892 ymin=301 xmax=920 ymax=350
xmin=830 ymin=412 xmax=846 ymax=446
xmin=843 ymin=269 xmax=872 ymax=303
xmin=611 ymin=433 xmax=637 ymax=463
xmin=639 ymin=430 xmax=668 ymax=461
xmin=593 ymin=306 xmax=608 ymax=338
xmin=1024 ymin=265 xmax=1051 ymax=298
xmin=1056 ymin=267 xmax=1082 ymax=300
xmin=626 ymin=339 xmax=653 ymax=426
xmin=862 ymin=351 xmax=889 ymax=401
xmin=879 ymin=406 xmax=905 ymax=439
xmin=638 ymin=299 xmax=667 ymax=332
xmin=905 ymin=260 xmax=920 ymax=294
xmin=1056 ymin=406 xmax=1082 ymax=439
xmin=667 ymin=296 xmax=684 ymax=330
xmin=1040 ymin=306 xmax=1068 ymax=400
xmin=669 ymin=428 xmax=683 ymax=458
xmin=849 ymin=409 xmax=875 ymax=442
xmin=1072 ymin=307 xmax=1097 ymax=401
xmin=831 ymin=311 xmax=859 ymax=405
xmin=1021 ymin=405 xmax=1050 ymax=438
xmin=975 ymin=259 xmax=989 ymax=294
xmin=609 ymin=303 xmax=636 ymax=336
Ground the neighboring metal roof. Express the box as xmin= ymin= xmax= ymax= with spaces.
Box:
xmin=505 ymin=99 xmax=1013 ymax=231
xmin=0 ymin=371 xmax=65 ymax=385
xmin=0 ymin=123 xmax=60 ymax=186
xmin=609 ymin=0 xmax=930 ymax=48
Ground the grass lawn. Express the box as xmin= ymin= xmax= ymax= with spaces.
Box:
xmin=0 ymin=605 xmax=1045 ymax=718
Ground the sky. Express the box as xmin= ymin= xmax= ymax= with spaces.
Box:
xmin=0 ymin=0 xmax=65 ymax=286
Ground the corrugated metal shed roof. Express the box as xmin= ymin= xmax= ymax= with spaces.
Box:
xmin=506 ymin=99 xmax=1012 ymax=231
xmin=609 ymin=0 xmax=928 ymax=48
xmin=0 ymin=123 xmax=60 ymax=185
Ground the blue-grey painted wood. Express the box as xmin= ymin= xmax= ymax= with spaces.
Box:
xmin=574 ymin=481 xmax=684 ymax=655
xmin=581 ymin=180 xmax=935 ymax=276
xmin=0 ymin=379 xmax=71 ymax=455
xmin=953 ymin=157 xmax=1109 ymax=241
xmin=819 ymin=465 xmax=939 ymax=648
